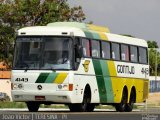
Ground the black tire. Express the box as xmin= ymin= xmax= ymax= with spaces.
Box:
xmin=87 ymin=104 xmax=95 ymax=112
xmin=115 ymin=90 xmax=128 ymax=112
xmin=26 ymin=102 xmax=40 ymax=112
xmin=69 ymin=86 xmax=92 ymax=112
xmin=68 ymin=104 xmax=78 ymax=112
xmin=125 ymin=90 xmax=135 ymax=112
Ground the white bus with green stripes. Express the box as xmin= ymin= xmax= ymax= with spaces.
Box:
xmin=11 ymin=22 xmax=149 ymax=112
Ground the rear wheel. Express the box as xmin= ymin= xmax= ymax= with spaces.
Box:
xmin=115 ymin=89 xmax=128 ymax=112
xmin=26 ymin=102 xmax=40 ymax=112
xmin=125 ymin=90 xmax=136 ymax=112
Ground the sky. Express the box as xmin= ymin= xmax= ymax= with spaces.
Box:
xmin=68 ymin=0 xmax=160 ymax=47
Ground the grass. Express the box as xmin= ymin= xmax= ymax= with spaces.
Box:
xmin=0 ymin=102 xmax=157 ymax=110
xmin=95 ymin=105 xmax=114 ymax=109
xmin=0 ymin=102 xmax=116 ymax=109
xmin=0 ymin=102 xmax=26 ymax=108
xmin=0 ymin=102 xmax=68 ymax=109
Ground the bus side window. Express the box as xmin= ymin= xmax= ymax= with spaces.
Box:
xmin=131 ymin=54 xmax=135 ymax=61
xmin=101 ymin=41 xmax=110 ymax=59
xmin=130 ymin=46 xmax=138 ymax=62
xmin=83 ymin=48 xmax=87 ymax=56
xmin=121 ymin=44 xmax=129 ymax=61
xmin=82 ymin=38 xmax=91 ymax=57
xmin=112 ymin=51 xmax=115 ymax=59
xmin=92 ymin=49 xmax=98 ymax=57
xmin=91 ymin=40 xmax=100 ymax=58
xmin=139 ymin=47 xmax=147 ymax=64
xmin=111 ymin=43 xmax=120 ymax=60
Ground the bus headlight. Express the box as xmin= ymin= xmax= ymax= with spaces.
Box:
xmin=11 ymin=83 xmax=24 ymax=90
xmin=57 ymin=84 xmax=73 ymax=91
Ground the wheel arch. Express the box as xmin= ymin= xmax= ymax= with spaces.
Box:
xmin=84 ymin=84 xmax=91 ymax=99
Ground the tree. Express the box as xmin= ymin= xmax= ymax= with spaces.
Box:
xmin=0 ymin=24 xmax=14 ymax=67
xmin=147 ymin=41 xmax=160 ymax=76
xmin=0 ymin=0 xmax=86 ymax=68
xmin=147 ymin=41 xmax=158 ymax=48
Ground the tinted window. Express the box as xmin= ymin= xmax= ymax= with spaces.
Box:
xmin=101 ymin=41 xmax=110 ymax=59
xmin=13 ymin=37 xmax=72 ymax=70
xmin=91 ymin=40 xmax=100 ymax=58
xmin=111 ymin=43 xmax=120 ymax=60
xmin=139 ymin=47 xmax=148 ymax=64
xmin=82 ymin=39 xmax=91 ymax=57
xmin=130 ymin=46 xmax=138 ymax=62
xmin=121 ymin=44 xmax=129 ymax=61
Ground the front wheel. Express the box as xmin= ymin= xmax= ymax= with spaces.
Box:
xmin=26 ymin=102 xmax=40 ymax=112
xmin=68 ymin=92 xmax=90 ymax=112
xmin=69 ymin=86 xmax=93 ymax=112
xmin=87 ymin=104 xmax=95 ymax=112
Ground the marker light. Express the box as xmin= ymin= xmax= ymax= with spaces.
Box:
xmin=11 ymin=83 xmax=24 ymax=90
xmin=57 ymin=84 xmax=73 ymax=91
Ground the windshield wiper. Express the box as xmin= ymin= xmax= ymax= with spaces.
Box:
xmin=49 ymin=66 xmax=56 ymax=72
xmin=20 ymin=62 xmax=29 ymax=71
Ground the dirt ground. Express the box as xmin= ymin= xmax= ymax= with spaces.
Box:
xmin=147 ymin=92 xmax=160 ymax=106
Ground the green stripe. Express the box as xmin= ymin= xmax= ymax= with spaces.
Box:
xmin=36 ymin=73 xmax=49 ymax=83
xmin=100 ymin=60 xmax=109 ymax=76
xmin=84 ymin=30 xmax=101 ymax=40
xmin=45 ymin=73 xmax=58 ymax=83
xmin=84 ymin=31 xmax=93 ymax=39
xmin=101 ymin=61 xmax=114 ymax=102
xmin=93 ymin=60 xmax=114 ymax=103
xmin=92 ymin=32 xmax=100 ymax=39
xmin=93 ymin=60 xmax=107 ymax=103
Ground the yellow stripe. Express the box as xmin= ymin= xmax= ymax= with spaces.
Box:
xmin=98 ymin=32 xmax=108 ymax=40
xmin=107 ymin=61 xmax=117 ymax=76
xmin=111 ymin=77 xmax=148 ymax=103
xmin=87 ymin=24 xmax=110 ymax=33
xmin=107 ymin=61 xmax=117 ymax=102
xmin=107 ymin=60 xmax=148 ymax=103
xmin=54 ymin=73 xmax=68 ymax=84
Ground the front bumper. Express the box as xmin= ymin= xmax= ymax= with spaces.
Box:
xmin=11 ymin=90 xmax=72 ymax=103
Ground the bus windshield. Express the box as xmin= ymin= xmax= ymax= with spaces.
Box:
xmin=13 ymin=37 xmax=73 ymax=70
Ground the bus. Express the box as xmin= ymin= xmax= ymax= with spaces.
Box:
xmin=11 ymin=22 xmax=149 ymax=112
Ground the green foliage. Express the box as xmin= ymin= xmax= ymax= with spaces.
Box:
xmin=147 ymin=40 xmax=159 ymax=48
xmin=0 ymin=0 xmax=85 ymax=68
xmin=0 ymin=24 xmax=14 ymax=67
xmin=147 ymin=41 xmax=160 ymax=76
xmin=0 ymin=102 xmax=68 ymax=108
xmin=0 ymin=102 xmax=26 ymax=108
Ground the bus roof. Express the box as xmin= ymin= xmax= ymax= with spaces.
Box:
xmin=47 ymin=22 xmax=110 ymax=33
xmin=18 ymin=22 xmax=148 ymax=47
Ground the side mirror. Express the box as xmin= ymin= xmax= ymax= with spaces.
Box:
xmin=75 ymin=45 xmax=83 ymax=58
xmin=74 ymin=45 xmax=83 ymax=70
